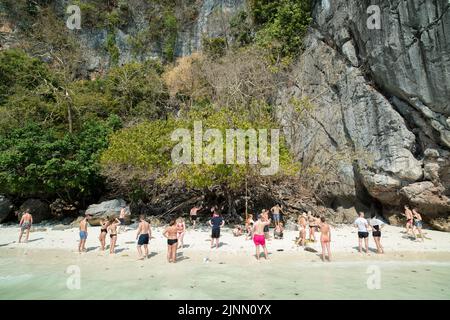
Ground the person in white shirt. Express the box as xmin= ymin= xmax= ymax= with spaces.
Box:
xmin=354 ymin=212 xmax=370 ymax=254
xmin=369 ymin=214 xmax=384 ymax=254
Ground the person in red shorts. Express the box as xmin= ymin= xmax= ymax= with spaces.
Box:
xmin=252 ymin=214 xmax=271 ymax=261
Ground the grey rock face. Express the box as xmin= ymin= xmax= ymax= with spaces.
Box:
xmin=0 ymin=195 xmax=13 ymax=223
xmin=277 ymin=0 xmax=450 ymax=225
xmin=85 ymin=199 xmax=130 ymax=226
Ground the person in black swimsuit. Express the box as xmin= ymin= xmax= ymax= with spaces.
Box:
xmin=163 ymin=220 xmax=178 ymax=263
xmin=98 ymin=218 xmax=109 ymax=251
xmin=369 ymin=214 xmax=384 ymax=254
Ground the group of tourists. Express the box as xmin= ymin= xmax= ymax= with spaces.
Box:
xmin=15 ymin=202 xmax=427 ymax=263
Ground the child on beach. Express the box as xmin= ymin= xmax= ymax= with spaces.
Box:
xmin=245 ymin=214 xmax=255 ymax=240
xmin=274 ymin=222 xmax=284 ymax=239
xmin=354 ymin=212 xmax=370 ymax=254
xmin=98 ymin=218 xmax=109 ymax=251
xmin=253 ymin=214 xmax=271 ymax=260
xmin=402 ymin=205 xmax=416 ymax=238
xmin=209 ymin=211 xmax=224 ymax=249
xmin=233 ymin=225 xmax=243 ymax=237
xmin=108 ymin=217 xmax=121 ymax=254
xmin=319 ymin=217 xmax=331 ymax=262
xmin=18 ymin=210 xmax=33 ymax=243
xmin=163 ymin=220 xmax=178 ymax=263
xmin=176 ymin=217 xmax=186 ymax=249
xmin=136 ymin=215 xmax=151 ymax=260
xmin=369 ymin=214 xmax=384 ymax=254
xmin=78 ymin=214 xmax=92 ymax=253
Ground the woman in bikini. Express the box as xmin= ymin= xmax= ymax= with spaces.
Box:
xmin=319 ymin=216 xmax=331 ymax=262
xmin=308 ymin=211 xmax=317 ymax=242
xmin=176 ymin=217 xmax=186 ymax=249
xmin=98 ymin=217 xmax=110 ymax=251
xmin=108 ymin=218 xmax=121 ymax=254
xmin=163 ymin=219 xmax=178 ymax=263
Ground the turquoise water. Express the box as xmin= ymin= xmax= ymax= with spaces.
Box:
xmin=0 ymin=249 xmax=449 ymax=299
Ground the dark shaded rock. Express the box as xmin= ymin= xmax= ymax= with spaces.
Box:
xmin=18 ymin=199 xmax=51 ymax=223
xmin=0 ymin=195 xmax=13 ymax=223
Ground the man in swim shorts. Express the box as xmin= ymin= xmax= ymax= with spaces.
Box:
xmin=209 ymin=211 xmax=224 ymax=249
xmin=18 ymin=209 xmax=33 ymax=243
xmin=270 ymin=204 xmax=283 ymax=227
xmin=253 ymin=214 xmax=271 ymax=260
xmin=190 ymin=204 xmax=202 ymax=228
xmin=136 ymin=214 xmax=151 ymax=260
xmin=78 ymin=214 xmax=92 ymax=253
xmin=354 ymin=212 xmax=370 ymax=254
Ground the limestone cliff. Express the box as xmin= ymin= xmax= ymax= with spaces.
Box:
xmin=276 ymin=0 xmax=450 ymax=229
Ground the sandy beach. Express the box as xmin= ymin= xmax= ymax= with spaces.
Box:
xmin=1 ymin=223 xmax=450 ymax=299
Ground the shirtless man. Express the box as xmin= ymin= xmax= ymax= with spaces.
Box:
xmin=163 ymin=220 xmax=178 ymax=263
xmin=270 ymin=204 xmax=283 ymax=227
xmin=319 ymin=217 xmax=331 ymax=262
xmin=18 ymin=210 xmax=33 ymax=243
xmin=78 ymin=214 xmax=92 ymax=253
xmin=136 ymin=215 xmax=151 ymax=260
xmin=262 ymin=210 xmax=271 ymax=240
xmin=296 ymin=213 xmax=307 ymax=246
xmin=412 ymin=208 xmax=424 ymax=242
xmin=253 ymin=214 xmax=271 ymax=260
xmin=403 ymin=205 xmax=416 ymax=238
xmin=307 ymin=211 xmax=317 ymax=242
xmin=190 ymin=205 xmax=202 ymax=228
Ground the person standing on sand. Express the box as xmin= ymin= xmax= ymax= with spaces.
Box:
xmin=108 ymin=217 xmax=121 ymax=254
xmin=245 ymin=214 xmax=255 ymax=240
xmin=354 ymin=212 xmax=370 ymax=254
xmin=136 ymin=215 xmax=151 ymax=260
xmin=262 ymin=210 xmax=271 ymax=240
xmin=253 ymin=214 xmax=271 ymax=260
xmin=176 ymin=217 xmax=186 ymax=249
xmin=118 ymin=207 xmax=128 ymax=234
xmin=270 ymin=204 xmax=283 ymax=227
xmin=369 ymin=214 xmax=384 ymax=254
xmin=163 ymin=220 xmax=178 ymax=263
xmin=319 ymin=217 xmax=331 ymax=262
xmin=307 ymin=211 xmax=317 ymax=242
xmin=78 ymin=214 xmax=92 ymax=253
xmin=18 ymin=210 xmax=33 ymax=243
xmin=209 ymin=211 xmax=224 ymax=249
xmin=98 ymin=218 xmax=109 ymax=251
xmin=412 ymin=208 xmax=424 ymax=242
xmin=296 ymin=213 xmax=307 ymax=246
xmin=402 ymin=205 xmax=415 ymax=237
xmin=190 ymin=205 xmax=202 ymax=228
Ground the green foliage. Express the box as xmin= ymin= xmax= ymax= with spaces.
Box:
xmin=250 ymin=0 xmax=312 ymax=62
xmin=0 ymin=116 xmax=121 ymax=200
xmin=202 ymin=37 xmax=227 ymax=58
xmin=101 ymin=105 xmax=299 ymax=193
xmin=106 ymin=32 xmax=120 ymax=66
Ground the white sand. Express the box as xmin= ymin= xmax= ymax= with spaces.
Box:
xmin=1 ymin=223 xmax=450 ymax=256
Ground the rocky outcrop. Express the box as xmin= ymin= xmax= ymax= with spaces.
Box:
xmin=276 ymin=0 xmax=450 ymax=227
xmin=18 ymin=199 xmax=51 ymax=223
xmin=0 ymin=195 xmax=13 ymax=223
xmin=84 ymin=199 xmax=130 ymax=226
